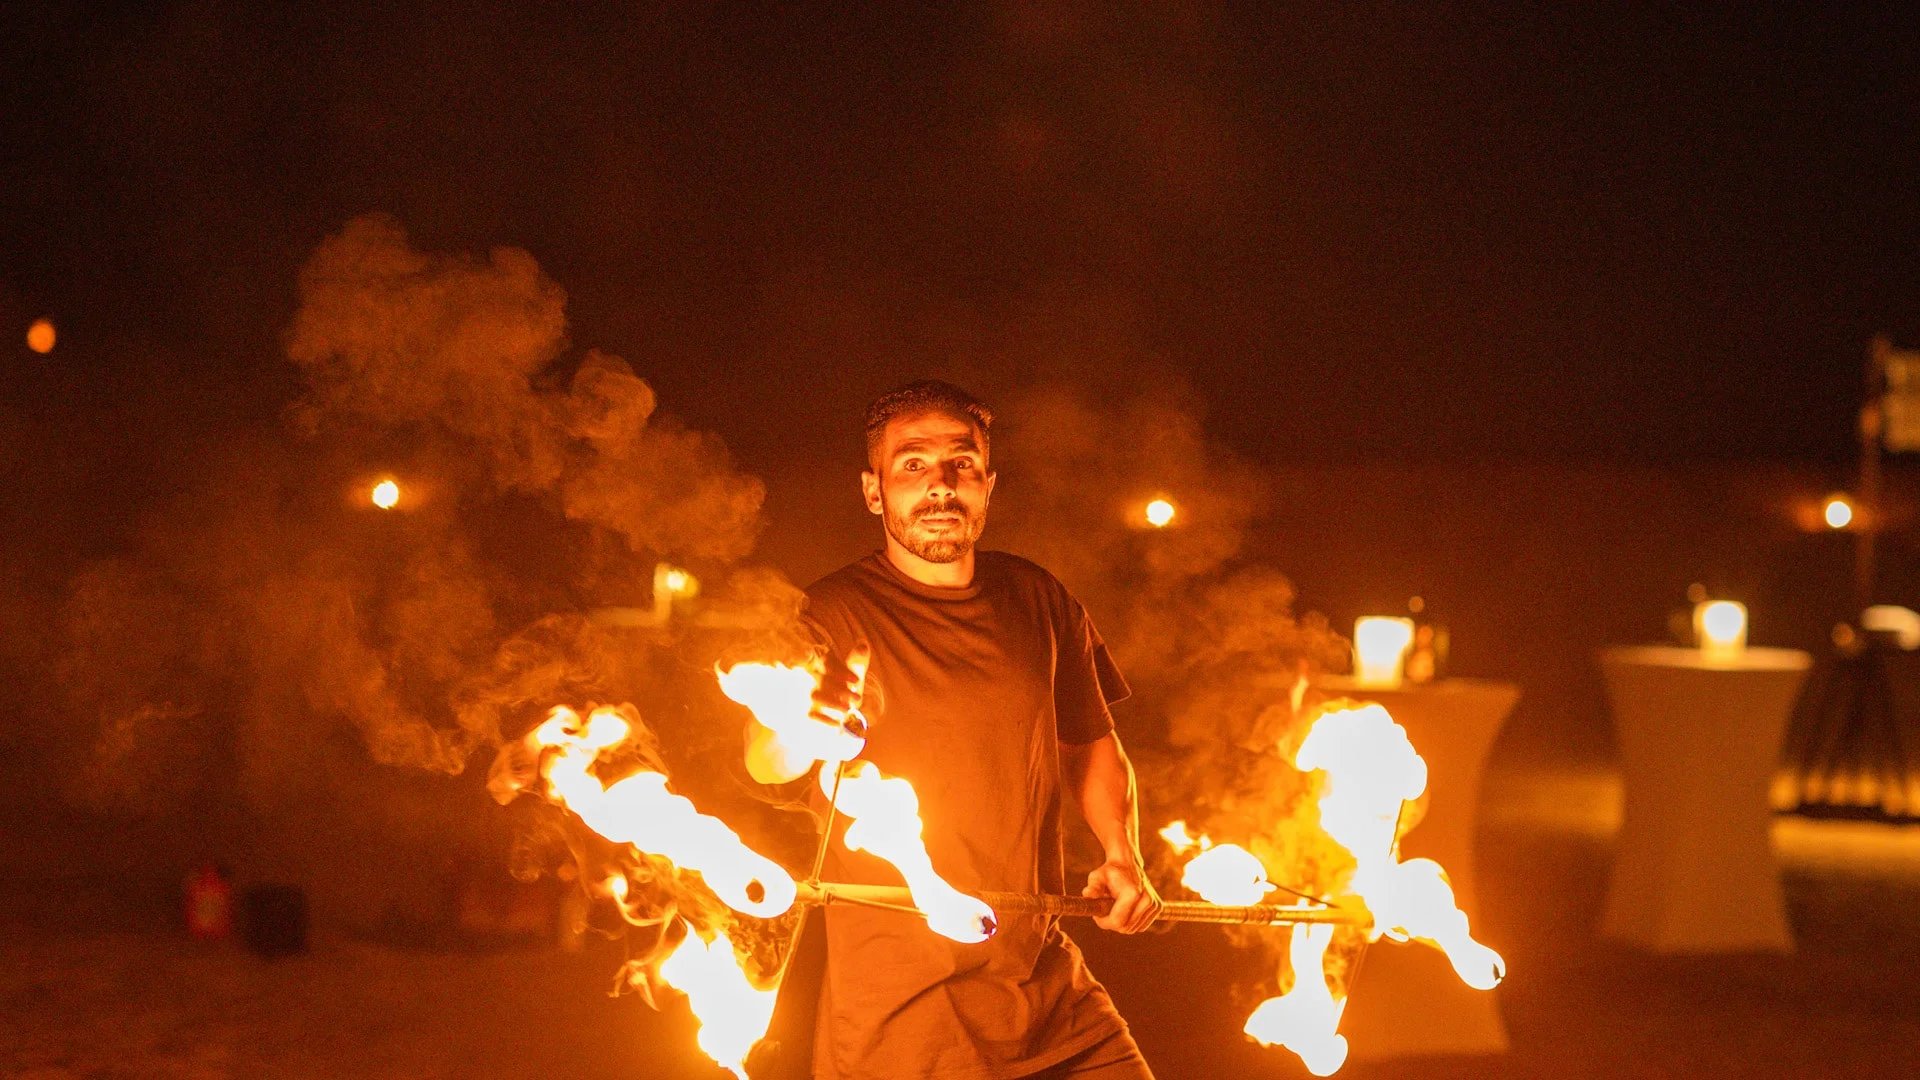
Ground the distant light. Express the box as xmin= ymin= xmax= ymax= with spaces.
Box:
xmin=1353 ymin=616 xmax=1416 ymax=687
xmin=664 ymin=568 xmax=693 ymax=595
xmin=1823 ymin=496 xmax=1854 ymax=530
xmin=371 ymin=480 xmax=400 ymax=509
xmin=1144 ymin=499 xmax=1176 ymax=527
xmin=25 ymin=319 xmax=55 ymax=354
xmin=1694 ymin=600 xmax=1748 ymax=660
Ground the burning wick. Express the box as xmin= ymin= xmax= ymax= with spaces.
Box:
xmin=1144 ymin=498 xmax=1176 ymax=528
xmin=1823 ymin=495 xmax=1854 ymax=530
xmin=370 ymin=480 xmax=400 ymax=509
xmin=25 ymin=319 xmax=55 ymax=354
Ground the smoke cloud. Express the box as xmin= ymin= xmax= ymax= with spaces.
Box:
xmin=51 ymin=217 xmax=791 ymax=928
xmin=993 ymin=382 xmax=1358 ymax=998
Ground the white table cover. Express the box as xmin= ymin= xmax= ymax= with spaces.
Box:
xmin=1597 ymin=645 xmax=1811 ymax=953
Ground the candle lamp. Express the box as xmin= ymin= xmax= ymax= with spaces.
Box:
xmin=1693 ymin=600 xmax=1748 ymax=661
xmin=1353 ymin=616 xmax=1416 ymax=687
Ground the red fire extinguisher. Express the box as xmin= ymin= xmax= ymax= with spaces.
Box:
xmin=184 ymin=864 xmax=233 ymax=940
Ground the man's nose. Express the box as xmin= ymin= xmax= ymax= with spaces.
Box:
xmin=928 ymin=463 xmax=960 ymax=496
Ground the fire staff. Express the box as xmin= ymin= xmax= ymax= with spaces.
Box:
xmin=788 ymin=381 xmax=1163 ymax=1080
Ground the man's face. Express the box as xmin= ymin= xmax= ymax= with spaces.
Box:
xmin=862 ymin=411 xmax=996 ymax=564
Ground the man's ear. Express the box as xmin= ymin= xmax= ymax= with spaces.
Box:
xmin=861 ymin=470 xmax=884 ymax=516
xmin=984 ymin=471 xmax=996 ymax=506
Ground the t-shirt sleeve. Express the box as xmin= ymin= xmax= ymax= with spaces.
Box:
xmin=1055 ymin=594 xmax=1129 ymax=745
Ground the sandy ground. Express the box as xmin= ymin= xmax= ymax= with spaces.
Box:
xmin=7 ymin=764 xmax=1920 ymax=1080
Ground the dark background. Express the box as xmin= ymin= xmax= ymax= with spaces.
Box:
xmin=5 ymin=3 xmax=1920 ymax=1078
xmin=6 ymin=0 xmax=1919 ymax=752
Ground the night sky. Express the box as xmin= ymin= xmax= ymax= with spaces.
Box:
xmin=4 ymin=1 xmax=1918 ymax=510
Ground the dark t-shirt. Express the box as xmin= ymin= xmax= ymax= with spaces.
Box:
xmin=802 ymin=550 xmax=1132 ymax=1080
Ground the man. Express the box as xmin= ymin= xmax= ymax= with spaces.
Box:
xmin=796 ymin=380 xmax=1161 ymax=1080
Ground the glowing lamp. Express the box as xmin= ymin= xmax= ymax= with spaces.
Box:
xmin=25 ymin=319 xmax=55 ymax=354
xmin=1823 ymin=495 xmax=1854 ymax=530
xmin=370 ymin=479 xmax=400 ymax=509
xmin=663 ymin=567 xmax=698 ymax=596
xmin=1144 ymin=499 xmax=1176 ymax=527
xmin=1694 ymin=600 xmax=1748 ymax=660
xmin=1353 ymin=616 xmax=1416 ymax=687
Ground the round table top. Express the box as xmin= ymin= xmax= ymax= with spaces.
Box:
xmin=1599 ymin=645 xmax=1811 ymax=672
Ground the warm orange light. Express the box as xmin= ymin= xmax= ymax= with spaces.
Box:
xmin=1144 ymin=499 xmax=1176 ymax=527
xmin=371 ymin=480 xmax=400 ymax=509
xmin=1824 ymin=496 xmax=1854 ymax=530
xmin=1244 ymin=922 xmax=1349 ymax=1076
xmin=655 ymin=926 xmax=779 ymax=1079
xmin=1694 ymin=600 xmax=1747 ymax=660
xmin=1181 ymin=843 xmax=1275 ymax=906
xmin=25 ymin=319 xmax=55 ymax=354
xmin=1297 ymin=703 xmax=1505 ymax=989
xmin=719 ymin=660 xmax=994 ymax=942
xmin=1352 ymin=617 xmax=1415 ymax=687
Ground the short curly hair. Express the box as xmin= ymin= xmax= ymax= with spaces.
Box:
xmin=864 ymin=380 xmax=994 ymax=469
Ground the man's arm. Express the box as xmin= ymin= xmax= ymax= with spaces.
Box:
xmin=1062 ymin=731 xmax=1163 ymax=933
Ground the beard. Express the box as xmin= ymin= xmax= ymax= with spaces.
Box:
xmin=882 ymin=493 xmax=987 ymax=564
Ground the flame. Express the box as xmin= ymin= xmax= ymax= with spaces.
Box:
xmin=530 ymin=705 xmax=796 ymax=919
xmin=829 ymin=761 xmax=995 ymax=942
xmin=654 ymin=925 xmax=778 ymax=1080
xmin=1296 ymin=703 xmax=1504 ymax=989
xmin=719 ymin=661 xmax=993 ymax=943
xmin=1164 ymin=701 xmax=1503 ymax=1074
xmin=1180 ymin=844 xmax=1273 ymax=907
xmin=718 ymin=661 xmax=867 ymax=778
xmin=1243 ymin=922 xmax=1350 ymax=1076
xmin=1158 ymin=819 xmax=1209 ymax=854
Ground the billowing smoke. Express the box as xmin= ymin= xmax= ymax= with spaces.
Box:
xmin=993 ymin=383 xmax=1359 ymax=997
xmin=51 ymin=216 xmax=794 ymax=930
xmin=286 ymin=214 xmax=765 ymax=564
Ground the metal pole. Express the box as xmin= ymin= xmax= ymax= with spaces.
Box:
xmin=1858 ymin=336 xmax=1888 ymax=617
xmin=793 ymin=881 xmax=1367 ymax=927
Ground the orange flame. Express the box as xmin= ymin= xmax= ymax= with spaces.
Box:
xmin=719 ymin=661 xmax=994 ymax=943
xmin=530 ymin=705 xmax=796 ymax=919
xmin=1297 ymin=703 xmax=1504 ymax=989
xmin=1243 ymin=922 xmax=1350 ymax=1075
xmin=1180 ymin=845 xmax=1272 ymax=906
xmin=1164 ymin=700 xmax=1503 ymax=1075
xmin=653 ymin=925 xmax=779 ymax=1080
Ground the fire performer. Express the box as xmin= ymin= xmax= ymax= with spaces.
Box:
xmin=784 ymin=381 xmax=1162 ymax=1080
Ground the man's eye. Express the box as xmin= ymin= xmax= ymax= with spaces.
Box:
xmin=903 ymin=460 xmax=922 ymax=471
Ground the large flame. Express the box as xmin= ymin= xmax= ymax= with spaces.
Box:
xmin=1176 ymin=837 xmax=1274 ymax=907
xmin=828 ymin=760 xmax=996 ymax=941
xmin=1297 ymin=703 xmax=1504 ymax=989
xmin=1164 ymin=700 xmax=1503 ymax=1075
xmin=1244 ymin=922 xmax=1350 ymax=1076
xmin=530 ymin=705 xmax=796 ymax=918
xmin=653 ymin=925 xmax=779 ymax=1080
xmin=719 ymin=661 xmax=994 ymax=943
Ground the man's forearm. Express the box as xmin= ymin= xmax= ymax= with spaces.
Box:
xmin=1063 ymin=732 xmax=1144 ymax=864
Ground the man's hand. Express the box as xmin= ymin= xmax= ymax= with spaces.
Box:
xmin=1084 ymin=858 xmax=1162 ymax=934
xmin=810 ymin=644 xmax=871 ymax=735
